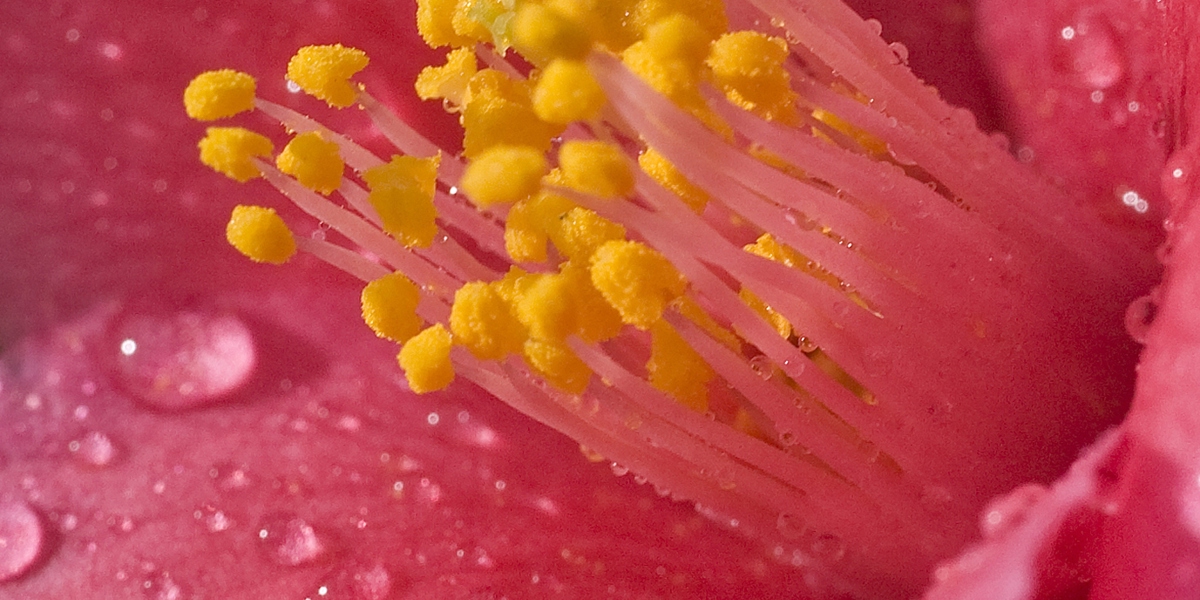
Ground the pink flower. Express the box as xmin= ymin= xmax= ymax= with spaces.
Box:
xmin=0 ymin=1 xmax=1189 ymax=599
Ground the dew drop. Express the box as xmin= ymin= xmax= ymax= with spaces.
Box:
xmin=1053 ymin=11 xmax=1126 ymax=90
xmin=257 ymin=513 xmax=327 ymax=566
xmin=72 ymin=430 xmax=117 ymax=467
xmin=112 ymin=310 xmax=256 ymax=411
xmin=748 ymin=354 xmax=773 ymax=380
xmin=887 ymin=41 xmax=909 ymax=65
xmin=809 ymin=533 xmax=846 ymax=563
xmin=610 ymin=463 xmax=629 ymax=477
xmin=141 ymin=570 xmax=185 ymax=600
xmin=864 ymin=18 xmax=883 ymax=36
xmin=0 ymin=500 xmax=43 ymax=582
xmin=1124 ymin=294 xmax=1157 ymax=344
xmin=980 ymin=483 xmax=1047 ymax=538
xmin=776 ymin=512 xmax=807 ymax=539
xmin=308 ymin=561 xmax=393 ymax=600
xmin=209 ymin=461 xmax=253 ymax=492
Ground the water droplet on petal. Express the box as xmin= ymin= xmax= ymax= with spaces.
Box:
xmin=1053 ymin=11 xmax=1126 ymax=90
xmin=257 ymin=513 xmax=327 ymax=566
xmin=112 ymin=310 xmax=256 ymax=411
xmin=887 ymin=42 xmax=909 ymax=65
xmin=73 ymin=430 xmax=118 ymax=467
xmin=0 ymin=500 xmax=43 ymax=582
xmin=864 ymin=18 xmax=883 ymax=36
xmin=309 ymin=561 xmax=394 ymax=600
xmin=1124 ymin=294 xmax=1157 ymax=344
xmin=748 ymin=354 xmax=773 ymax=379
xmin=776 ymin=512 xmax=807 ymax=539
xmin=141 ymin=570 xmax=186 ymax=600
xmin=209 ymin=461 xmax=253 ymax=493
xmin=980 ymin=483 xmax=1047 ymax=538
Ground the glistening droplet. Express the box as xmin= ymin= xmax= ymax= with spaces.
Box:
xmin=1124 ymin=294 xmax=1157 ymax=344
xmin=257 ymin=513 xmax=327 ymax=566
xmin=72 ymin=430 xmax=118 ymax=467
xmin=112 ymin=310 xmax=256 ymax=411
xmin=1053 ymin=11 xmax=1126 ymax=90
xmin=0 ymin=500 xmax=43 ymax=582
xmin=309 ymin=560 xmax=393 ymax=600
xmin=979 ymin=483 xmax=1047 ymax=538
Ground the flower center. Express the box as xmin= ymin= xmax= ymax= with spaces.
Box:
xmin=182 ymin=0 xmax=1153 ymax=594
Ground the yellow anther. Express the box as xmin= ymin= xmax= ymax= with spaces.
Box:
xmin=183 ymin=70 xmax=256 ymax=121
xmin=417 ymin=0 xmax=475 ymax=47
xmin=558 ymin=140 xmax=635 ymax=199
xmin=523 ymin=338 xmax=592 ymax=394
xmin=550 ymin=207 xmax=626 ymax=263
xmin=707 ymin=31 xmax=797 ymax=123
xmin=620 ymin=31 xmax=729 ymax=135
xmin=452 ymin=0 xmax=517 ymax=49
xmin=449 ymin=281 xmax=527 ymax=359
xmin=675 ymin=295 xmax=741 ymax=351
xmin=399 ymin=324 xmax=456 ymax=393
xmin=647 ymin=320 xmax=714 ymax=413
xmin=513 ymin=272 xmax=576 ymax=342
xmin=590 ymin=240 xmax=686 ymax=329
xmin=459 ymin=145 xmax=548 ymax=208
xmin=532 ymin=59 xmax=607 ymax=124
xmin=512 ymin=3 xmax=592 ymax=64
xmin=643 ymin=14 xmax=712 ymax=70
xmin=361 ymin=273 xmax=424 ymax=343
xmin=225 ymin=205 xmax=296 ymax=265
xmin=741 ymin=287 xmax=793 ymax=339
xmin=275 ymin=131 xmax=344 ymax=195
xmin=629 ymin=0 xmax=729 ymax=42
xmin=363 ymin=155 xmax=441 ymax=248
xmin=491 ymin=265 xmax=536 ymax=305
xmin=560 ymin=261 xmax=624 ymax=342
xmin=461 ymin=74 xmax=560 ymax=158
xmin=638 ymin=148 xmax=710 ymax=213
xmin=286 ymin=44 xmax=369 ymax=108
xmin=504 ymin=190 xmax=576 ymax=262
xmin=545 ymin=0 xmax=638 ymax=51
xmin=198 ymin=127 xmax=273 ymax=182
xmin=415 ymin=47 xmax=477 ymax=106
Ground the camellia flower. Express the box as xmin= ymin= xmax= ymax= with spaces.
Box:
xmin=0 ymin=1 xmax=1193 ymax=600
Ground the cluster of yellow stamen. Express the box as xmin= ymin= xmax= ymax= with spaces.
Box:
xmin=182 ymin=0 xmax=817 ymax=417
xmin=182 ymin=0 xmax=1146 ymax=591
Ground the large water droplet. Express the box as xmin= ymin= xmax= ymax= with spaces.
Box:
xmin=1053 ymin=12 xmax=1126 ymax=90
xmin=71 ymin=430 xmax=118 ymax=467
xmin=0 ymin=500 xmax=43 ymax=582
xmin=308 ymin=561 xmax=393 ymax=600
xmin=257 ymin=513 xmax=327 ymax=566
xmin=979 ymin=483 xmax=1047 ymax=538
xmin=1124 ymin=294 xmax=1157 ymax=344
xmin=112 ymin=310 xmax=256 ymax=411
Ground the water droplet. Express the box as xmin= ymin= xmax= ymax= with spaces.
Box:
xmin=776 ymin=513 xmax=807 ymax=539
xmin=111 ymin=310 xmax=256 ymax=411
xmin=72 ymin=431 xmax=117 ymax=467
xmin=610 ymin=463 xmax=629 ymax=477
xmin=980 ymin=483 xmax=1047 ymax=538
xmin=0 ymin=500 xmax=43 ymax=582
xmin=887 ymin=42 xmax=909 ymax=65
xmin=1124 ymin=294 xmax=1157 ymax=344
xmin=257 ymin=513 xmax=327 ymax=566
xmin=309 ymin=561 xmax=393 ymax=600
xmin=1053 ymin=11 xmax=1126 ymax=90
xmin=809 ymin=533 xmax=846 ymax=562
xmin=195 ymin=505 xmax=233 ymax=533
xmin=748 ymin=354 xmax=773 ymax=380
xmin=797 ymin=337 xmax=818 ymax=353
xmin=209 ymin=461 xmax=253 ymax=492
xmin=864 ymin=18 xmax=883 ymax=36
xmin=141 ymin=570 xmax=186 ymax=600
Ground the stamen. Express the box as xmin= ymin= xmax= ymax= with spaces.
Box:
xmin=184 ymin=1 xmax=1151 ymax=593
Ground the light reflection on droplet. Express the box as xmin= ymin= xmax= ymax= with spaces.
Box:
xmin=0 ymin=500 xmax=43 ymax=582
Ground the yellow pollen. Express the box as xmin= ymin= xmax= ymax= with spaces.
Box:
xmin=399 ymin=324 xmax=456 ymax=393
xmin=198 ymin=127 xmax=273 ymax=182
xmin=363 ymin=154 xmax=441 ymax=248
xmin=558 ymin=140 xmax=635 ymax=199
xmin=459 ymin=145 xmax=548 ymax=207
xmin=416 ymin=0 xmax=475 ymax=47
xmin=647 ymin=319 xmax=714 ymax=413
xmin=531 ymin=59 xmax=607 ymax=124
xmin=361 ymin=272 xmax=424 ymax=343
xmin=638 ymin=147 xmax=710 ymax=213
xmin=511 ymin=3 xmax=592 ymax=64
xmin=275 ymin=131 xmax=345 ymax=195
xmin=183 ymin=69 xmax=256 ymax=121
xmin=523 ymin=338 xmax=592 ymax=394
xmin=589 ymin=240 xmax=686 ymax=329
xmin=449 ymin=281 xmax=527 ymax=360
xmin=503 ymin=190 xmax=576 ymax=263
xmin=550 ymin=207 xmax=627 ymax=263
xmin=225 ymin=205 xmax=296 ymax=265
xmin=415 ymin=47 xmax=478 ymax=107
xmin=707 ymin=31 xmax=798 ymax=123
xmin=287 ymin=44 xmax=369 ymax=108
